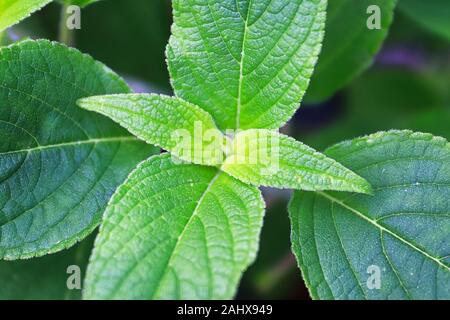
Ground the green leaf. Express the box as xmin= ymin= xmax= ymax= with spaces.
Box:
xmin=167 ymin=0 xmax=327 ymax=130
xmin=78 ymin=94 xmax=225 ymax=166
xmin=305 ymin=0 xmax=397 ymax=103
xmin=84 ymin=154 xmax=265 ymax=299
xmin=0 ymin=39 xmax=157 ymax=260
xmin=221 ymin=129 xmax=372 ymax=194
xmin=0 ymin=0 xmax=52 ymax=32
xmin=57 ymin=0 xmax=102 ymax=8
xmin=0 ymin=234 xmax=94 ymax=300
xmin=74 ymin=0 xmax=100 ymax=7
xmin=398 ymin=0 xmax=450 ymax=40
xmin=289 ymin=130 xmax=450 ymax=300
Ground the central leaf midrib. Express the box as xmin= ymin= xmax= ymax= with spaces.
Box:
xmin=151 ymin=171 xmax=222 ymax=299
xmin=235 ymin=0 xmax=253 ymax=130
xmin=317 ymin=191 xmax=450 ymax=272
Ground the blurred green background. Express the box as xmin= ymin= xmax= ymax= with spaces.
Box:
xmin=2 ymin=0 xmax=449 ymax=300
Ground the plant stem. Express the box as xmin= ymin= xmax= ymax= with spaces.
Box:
xmin=58 ymin=1 xmax=74 ymax=46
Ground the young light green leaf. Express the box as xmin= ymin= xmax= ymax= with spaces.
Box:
xmin=78 ymin=94 xmax=225 ymax=166
xmin=0 ymin=234 xmax=94 ymax=300
xmin=84 ymin=154 xmax=265 ymax=299
xmin=221 ymin=130 xmax=372 ymax=194
xmin=305 ymin=0 xmax=397 ymax=103
xmin=167 ymin=0 xmax=327 ymax=130
xmin=0 ymin=39 xmax=157 ymax=260
xmin=289 ymin=130 xmax=450 ymax=300
xmin=0 ymin=0 xmax=52 ymax=32
xmin=399 ymin=0 xmax=450 ymax=40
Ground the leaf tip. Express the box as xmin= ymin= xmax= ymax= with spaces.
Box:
xmin=76 ymin=96 xmax=97 ymax=111
xmin=353 ymin=175 xmax=374 ymax=196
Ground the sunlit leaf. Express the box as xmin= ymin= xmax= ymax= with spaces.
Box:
xmin=84 ymin=154 xmax=265 ymax=299
xmin=0 ymin=0 xmax=52 ymax=32
xmin=167 ymin=0 xmax=327 ymax=130
xmin=222 ymin=129 xmax=371 ymax=194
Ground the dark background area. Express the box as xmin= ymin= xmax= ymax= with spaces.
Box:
xmin=10 ymin=0 xmax=449 ymax=299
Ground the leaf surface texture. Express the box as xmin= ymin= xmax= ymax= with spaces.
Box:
xmin=0 ymin=0 xmax=52 ymax=32
xmin=289 ymin=131 xmax=450 ymax=299
xmin=0 ymin=40 xmax=157 ymax=259
xmin=167 ymin=0 xmax=327 ymax=130
xmin=79 ymin=94 xmax=225 ymax=166
xmin=222 ymin=129 xmax=371 ymax=193
xmin=84 ymin=154 xmax=265 ymax=299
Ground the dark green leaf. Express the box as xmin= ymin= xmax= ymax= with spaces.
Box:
xmin=0 ymin=39 xmax=157 ymax=259
xmin=289 ymin=131 xmax=450 ymax=299
xmin=305 ymin=0 xmax=397 ymax=103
